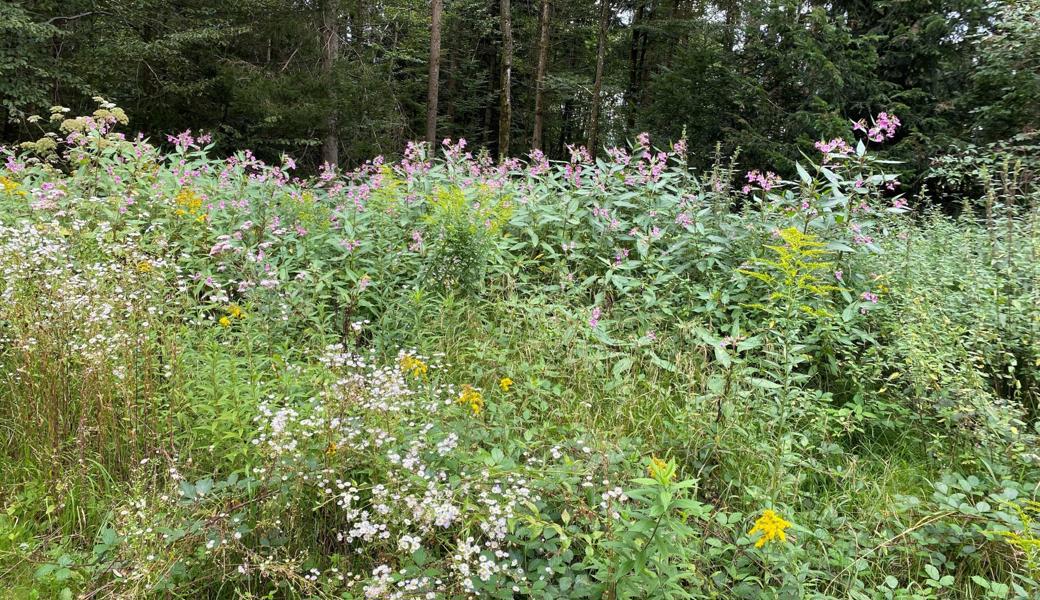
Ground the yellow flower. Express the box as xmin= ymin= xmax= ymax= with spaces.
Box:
xmin=136 ymin=261 xmax=152 ymax=273
xmin=458 ymin=385 xmax=484 ymax=415
xmin=749 ymin=509 xmax=792 ymax=548
xmin=175 ymin=188 xmax=206 ymax=222
xmin=0 ymin=176 xmax=21 ymax=195
xmin=499 ymin=377 xmax=513 ymax=392
xmin=648 ymin=456 xmax=672 ymax=483
xmin=325 ymin=442 xmax=338 ymax=456
xmin=227 ymin=304 xmax=244 ymax=319
xmin=399 ymin=355 xmax=428 ymax=380
xmin=218 ymin=316 xmax=231 ymax=327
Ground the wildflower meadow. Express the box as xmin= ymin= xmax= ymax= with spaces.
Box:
xmin=0 ymin=101 xmax=1038 ymax=600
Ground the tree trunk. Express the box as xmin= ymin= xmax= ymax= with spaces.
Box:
xmin=320 ymin=0 xmax=339 ymax=167
xmin=532 ymin=0 xmax=551 ymax=150
xmin=587 ymin=0 xmax=610 ymax=152
xmin=445 ymin=37 xmax=458 ymax=130
xmin=625 ymin=0 xmax=645 ymax=130
xmin=634 ymin=6 xmax=651 ymax=118
xmin=426 ymin=0 xmax=443 ymax=144
xmin=498 ymin=0 xmax=513 ymax=158
xmin=722 ymin=0 xmax=738 ymax=52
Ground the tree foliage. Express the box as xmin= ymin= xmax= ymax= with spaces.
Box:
xmin=1 ymin=0 xmax=1036 ymax=185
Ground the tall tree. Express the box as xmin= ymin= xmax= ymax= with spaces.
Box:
xmin=625 ymin=0 xmax=648 ymax=130
xmin=427 ymin=0 xmax=444 ymax=144
xmin=320 ymin=0 xmax=340 ymax=166
xmin=532 ymin=0 xmax=551 ymax=150
xmin=587 ymin=0 xmax=611 ymax=151
xmin=968 ymin=0 xmax=1040 ymax=141
xmin=498 ymin=0 xmax=513 ymax=156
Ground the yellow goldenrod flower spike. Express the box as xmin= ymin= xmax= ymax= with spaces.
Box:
xmin=749 ymin=509 xmax=792 ymax=548
xmin=499 ymin=377 xmax=513 ymax=392
xmin=218 ymin=316 xmax=231 ymax=327
xmin=648 ymin=456 xmax=672 ymax=483
xmin=0 ymin=176 xmax=23 ymax=194
xmin=458 ymin=385 xmax=484 ymax=415
xmin=399 ymin=355 xmax=428 ymax=380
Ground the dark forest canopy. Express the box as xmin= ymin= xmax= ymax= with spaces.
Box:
xmin=2 ymin=0 xmax=1038 ymax=181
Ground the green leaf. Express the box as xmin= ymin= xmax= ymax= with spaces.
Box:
xmin=825 ymin=241 xmax=855 ymax=253
xmin=796 ymin=162 xmax=812 ymax=184
xmin=713 ymin=345 xmax=732 ymax=368
xmin=749 ymin=377 xmax=781 ymax=390
xmin=735 ymin=336 xmax=762 ymax=352
xmin=612 ymin=358 xmax=634 ymax=378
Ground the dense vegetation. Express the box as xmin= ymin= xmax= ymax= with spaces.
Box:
xmin=3 ymin=0 xmax=1039 ymax=186
xmin=0 ymin=97 xmax=1038 ymax=599
xmin=2 ymin=1 xmax=1040 ymax=598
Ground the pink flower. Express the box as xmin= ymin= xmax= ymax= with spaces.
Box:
xmin=527 ymin=149 xmax=550 ymax=176
xmin=814 ymin=137 xmax=853 ymax=161
xmin=5 ymin=156 xmax=25 ymax=173
xmin=589 ymin=307 xmax=601 ymax=329
xmin=862 ymin=112 xmax=901 ymax=142
xmin=567 ymin=144 xmax=592 ymax=164
xmin=607 ymin=146 xmax=631 ymax=166
xmin=408 ymin=230 xmax=423 ymax=252
xmin=441 ymin=138 xmax=469 ymax=161
xmin=210 ymin=237 xmax=234 ymax=256
xmin=744 ymin=170 xmax=781 ymax=191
